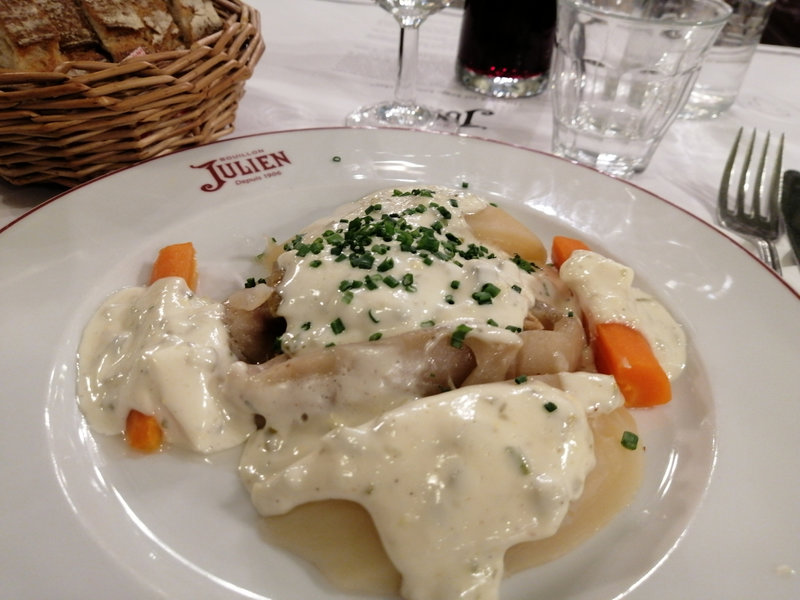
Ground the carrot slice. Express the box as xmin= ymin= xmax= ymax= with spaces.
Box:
xmin=149 ymin=242 xmax=197 ymax=291
xmin=594 ymin=322 xmax=671 ymax=408
xmin=125 ymin=409 xmax=164 ymax=453
xmin=551 ymin=235 xmax=591 ymax=269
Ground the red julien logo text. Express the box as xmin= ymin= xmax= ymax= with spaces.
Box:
xmin=191 ymin=149 xmax=291 ymax=192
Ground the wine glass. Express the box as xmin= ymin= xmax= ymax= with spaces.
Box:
xmin=346 ymin=0 xmax=459 ymax=132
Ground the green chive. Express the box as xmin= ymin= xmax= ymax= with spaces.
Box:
xmin=505 ymin=446 xmax=531 ymax=475
xmin=377 ymin=257 xmax=394 ymax=272
xmin=515 ymin=375 xmax=528 ymax=384
xmin=369 ymin=332 xmax=383 ymax=341
xmin=481 ymin=283 xmax=501 ymax=297
xmin=450 ymin=324 xmax=473 ymax=349
xmin=621 ymin=431 xmax=639 ymax=450
xmin=544 ymin=401 xmax=558 ymax=413
xmin=330 ymin=318 xmax=345 ymax=334
xmin=472 ymin=291 xmax=493 ymax=305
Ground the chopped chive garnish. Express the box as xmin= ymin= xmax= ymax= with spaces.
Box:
xmin=515 ymin=375 xmax=528 ymax=384
xmin=505 ymin=446 xmax=531 ymax=475
xmin=377 ymin=257 xmax=394 ymax=272
xmin=511 ymin=284 xmax=522 ymax=293
xmin=332 ymin=155 xmax=342 ymax=162
xmin=420 ymin=320 xmax=435 ymax=327
xmin=350 ymin=252 xmax=375 ymax=269
xmin=505 ymin=325 xmax=522 ymax=333
xmin=472 ymin=291 xmax=493 ymax=305
xmin=450 ymin=324 xmax=473 ymax=349
xmin=621 ymin=431 xmax=639 ymax=450
xmin=330 ymin=318 xmax=345 ymax=335
xmin=301 ymin=321 xmax=311 ymax=330
xmin=487 ymin=318 xmax=499 ymax=327
xmin=368 ymin=309 xmax=380 ymax=323
xmin=543 ymin=401 xmax=558 ymax=413
xmin=309 ymin=259 xmax=322 ymax=268
xmin=445 ymin=294 xmax=455 ymax=305
xmin=342 ymin=290 xmax=354 ymax=304
xmin=512 ymin=254 xmax=538 ymax=273
xmin=383 ymin=275 xmax=399 ymax=288
xmin=481 ymin=283 xmax=501 ymax=297
xmin=369 ymin=332 xmax=383 ymax=341
xmin=450 ymin=280 xmax=460 ymax=289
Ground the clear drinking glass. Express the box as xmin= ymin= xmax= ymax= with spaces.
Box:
xmin=346 ymin=0 xmax=459 ymax=131
xmin=550 ymin=0 xmax=732 ymax=177
xmin=679 ymin=0 xmax=777 ymax=120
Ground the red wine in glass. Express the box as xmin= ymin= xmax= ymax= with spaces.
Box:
xmin=456 ymin=0 xmax=557 ymax=98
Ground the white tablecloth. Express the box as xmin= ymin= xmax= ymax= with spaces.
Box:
xmin=2 ymin=0 xmax=799 ymax=292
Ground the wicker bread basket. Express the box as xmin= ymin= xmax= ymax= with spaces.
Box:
xmin=0 ymin=0 xmax=264 ymax=188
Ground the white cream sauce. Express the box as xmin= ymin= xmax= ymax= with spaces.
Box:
xmin=248 ymin=378 xmax=622 ymax=600
xmin=77 ymin=277 xmax=254 ymax=453
xmin=275 ymin=186 xmax=561 ymax=355
xmin=559 ymin=250 xmax=687 ymax=379
xmin=74 ymin=186 xmax=685 ymax=600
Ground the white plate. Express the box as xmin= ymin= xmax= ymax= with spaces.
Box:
xmin=1 ymin=128 xmax=798 ymax=600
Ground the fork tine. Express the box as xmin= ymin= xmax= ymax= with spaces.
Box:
xmin=718 ymin=126 xmax=742 ymax=217
xmin=751 ymin=131 xmax=770 ymax=219
xmin=768 ymin=133 xmax=785 ymax=227
xmin=735 ymin=128 xmax=756 ymax=217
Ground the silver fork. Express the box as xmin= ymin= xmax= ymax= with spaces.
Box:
xmin=718 ymin=127 xmax=785 ymax=274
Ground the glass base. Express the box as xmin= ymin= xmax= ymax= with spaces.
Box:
xmin=346 ymin=101 xmax=460 ymax=132
xmin=457 ymin=64 xmax=549 ymax=98
xmin=678 ymin=90 xmax=736 ymax=120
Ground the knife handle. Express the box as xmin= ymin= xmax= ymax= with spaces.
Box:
xmin=781 ymin=170 xmax=800 ymax=264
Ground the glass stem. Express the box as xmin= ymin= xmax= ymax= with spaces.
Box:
xmin=394 ymin=25 xmax=420 ymax=105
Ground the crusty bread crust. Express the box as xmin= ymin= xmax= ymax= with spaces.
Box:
xmin=167 ymin=0 xmax=224 ymax=43
xmin=0 ymin=0 xmax=224 ymax=70
xmin=0 ymin=0 xmax=65 ymax=70
xmin=78 ymin=0 xmax=183 ymax=61
xmin=41 ymin=0 xmax=107 ymax=62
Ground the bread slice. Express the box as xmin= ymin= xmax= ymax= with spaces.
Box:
xmin=78 ymin=0 xmax=183 ymax=61
xmin=166 ymin=0 xmax=224 ymax=43
xmin=40 ymin=0 xmax=106 ymax=62
xmin=0 ymin=0 xmax=65 ymax=71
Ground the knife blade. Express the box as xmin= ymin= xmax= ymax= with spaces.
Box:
xmin=781 ymin=170 xmax=800 ymax=265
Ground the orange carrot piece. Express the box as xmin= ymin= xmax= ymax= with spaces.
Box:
xmin=125 ymin=409 xmax=164 ymax=453
xmin=551 ymin=235 xmax=591 ymax=269
xmin=149 ymin=242 xmax=197 ymax=290
xmin=594 ymin=322 xmax=671 ymax=408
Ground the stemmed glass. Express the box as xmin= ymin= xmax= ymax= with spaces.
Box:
xmin=346 ymin=0 xmax=459 ymax=131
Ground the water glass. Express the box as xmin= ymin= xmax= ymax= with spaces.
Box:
xmin=550 ymin=0 xmax=732 ymax=177
xmin=680 ymin=0 xmax=777 ymax=120
xmin=456 ymin=0 xmax=557 ymax=98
